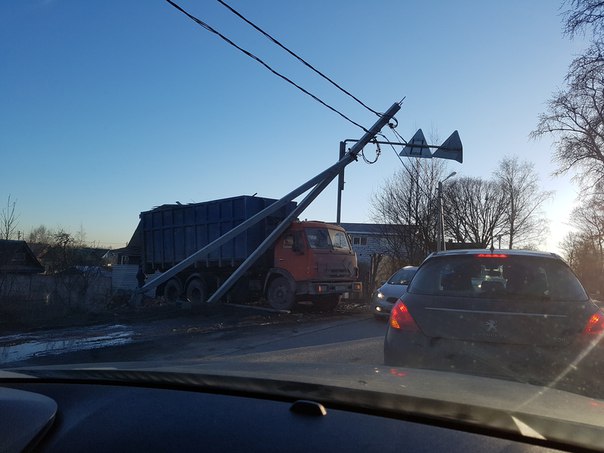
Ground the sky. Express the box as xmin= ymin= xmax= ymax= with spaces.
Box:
xmin=0 ymin=0 xmax=590 ymax=252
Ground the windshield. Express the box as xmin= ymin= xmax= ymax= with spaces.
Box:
xmin=387 ymin=268 xmax=417 ymax=285
xmin=3 ymin=1 xmax=604 ymax=450
xmin=305 ymin=227 xmax=351 ymax=251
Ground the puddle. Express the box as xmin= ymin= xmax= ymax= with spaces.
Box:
xmin=0 ymin=324 xmax=135 ymax=364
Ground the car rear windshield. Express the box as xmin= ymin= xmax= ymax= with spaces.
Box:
xmin=408 ymin=254 xmax=588 ymax=301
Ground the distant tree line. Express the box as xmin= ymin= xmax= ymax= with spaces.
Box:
xmin=27 ymin=224 xmax=106 ymax=274
xmin=0 ymin=194 xmax=106 ymax=274
xmin=370 ymin=156 xmax=551 ymax=266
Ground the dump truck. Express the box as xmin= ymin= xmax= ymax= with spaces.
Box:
xmin=135 ymin=195 xmax=361 ymax=310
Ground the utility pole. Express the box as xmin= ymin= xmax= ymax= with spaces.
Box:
xmin=137 ymin=101 xmax=402 ymax=304
xmin=337 ymin=130 xmax=462 ymax=233
xmin=336 ymin=141 xmax=345 ymax=224
xmin=437 ymin=181 xmax=443 ymax=252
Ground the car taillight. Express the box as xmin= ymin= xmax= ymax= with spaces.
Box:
xmin=583 ymin=311 xmax=604 ymax=335
xmin=389 ymin=300 xmax=419 ymax=331
xmin=476 ymin=253 xmax=508 ymax=258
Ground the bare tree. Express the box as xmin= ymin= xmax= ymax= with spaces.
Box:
xmin=532 ymin=49 xmax=604 ymax=186
xmin=533 ymin=1 xmax=604 ymax=187
xmin=560 ymin=231 xmax=582 ymax=268
xmin=496 ymin=157 xmax=552 ymax=248
xmin=26 ymin=224 xmax=55 ymax=259
xmin=74 ymin=223 xmax=87 ymax=247
xmin=27 ymin=225 xmax=54 ymax=245
xmin=562 ymin=0 xmax=604 ymax=38
xmin=0 ymin=194 xmax=19 ymax=240
xmin=371 ymin=159 xmax=447 ymax=263
xmin=560 ymin=192 xmax=604 ymax=294
xmin=442 ymin=177 xmax=508 ymax=248
xmin=571 ymin=192 xmax=604 ymax=257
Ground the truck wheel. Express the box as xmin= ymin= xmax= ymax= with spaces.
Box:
xmin=312 ymin=294 xmax=340 ymax=312
xmin=164 ymin=278 xmax=182 ymax=303
xmin=267 ymin=277 xmax=295 ymax=310
xmin=186 ymin=278 xmax=206 ymax=304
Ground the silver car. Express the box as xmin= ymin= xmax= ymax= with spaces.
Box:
xmin=371 ymin=266 xmax=418 ymax=318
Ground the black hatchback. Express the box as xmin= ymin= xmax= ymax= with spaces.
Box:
xmin=384 ymin=249 xmax=604 ymax=391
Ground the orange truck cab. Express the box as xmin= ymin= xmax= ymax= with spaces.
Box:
xmin=265 ymin=220 xmax=361 ymax=310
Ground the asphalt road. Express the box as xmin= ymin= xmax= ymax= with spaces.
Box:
xmin=3 ymin=303 xmax=389 ymax=368
xmin=4 ymin=303 xmax=602 ymax=400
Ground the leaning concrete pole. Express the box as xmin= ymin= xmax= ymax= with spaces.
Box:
xmin=206 ymin=101 xmax=401 ymax=304
xmin=137 ymin=101 xmax=401 ymax=303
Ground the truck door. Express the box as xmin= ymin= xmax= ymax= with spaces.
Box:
xmin=274 ymin=230 xmax=310 ymax=281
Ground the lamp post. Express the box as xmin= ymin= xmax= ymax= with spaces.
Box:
xmin=437 ymin=171 xmax=456 ymax=252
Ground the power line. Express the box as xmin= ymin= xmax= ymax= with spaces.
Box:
xmin=165 ymin=0 xmax=368 ymax=132
xmin=216 ymin=0 xmax=381 ymax=118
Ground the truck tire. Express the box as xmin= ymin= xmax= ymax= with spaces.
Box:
xmin=163 ymin=278 xmax=182 ymax=303
xmin=312 ymin=294 xmax=340 ymax=312
xmin=186 ymin=278 xmax=206 ymax=304
xmin=267 ymin=277 xmax=296 ymax=310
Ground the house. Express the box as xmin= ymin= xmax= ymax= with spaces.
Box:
xmin=338 ymin=223 xmax=390 ymax=265
xmin=338 ymin=223 xmax=412 ymax=265
xmin=337 ymin=223 xmax=416 ymax=298
xmin=0 ymin=239 xmax=44 ymax=274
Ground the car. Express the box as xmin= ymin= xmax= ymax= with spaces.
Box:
xmin=371 ymin=266 xmax=418 ymax=319
xmin=384 ymin=249 xmax=604 ymax=391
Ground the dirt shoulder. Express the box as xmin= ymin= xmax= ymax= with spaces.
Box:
xmin=1 ymin=297 xmax=372 ymax=335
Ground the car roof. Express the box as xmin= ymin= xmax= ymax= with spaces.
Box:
xmin=425 ymin=249 xmax=563 ymax=260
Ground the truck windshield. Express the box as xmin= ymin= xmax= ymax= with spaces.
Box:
xmin=305 ymin=228 xmax=351 ymax=251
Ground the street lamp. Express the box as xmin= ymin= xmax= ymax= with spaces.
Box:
xmin=437 ymin=171 xmax=457 ymax=252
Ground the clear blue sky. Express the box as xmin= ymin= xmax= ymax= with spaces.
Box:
xmin=0 ymin=0 xmax=588 ymax=251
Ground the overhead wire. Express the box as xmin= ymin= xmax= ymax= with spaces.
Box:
xmin=215 ymin=0 xmax=382 ymax=118
xmin=360 ymin=139 xmax=381 ymax=164
xmin=165 ymin=0 xmax=369 ymax=132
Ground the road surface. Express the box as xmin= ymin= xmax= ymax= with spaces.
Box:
xmin=2 ymin=304 xmax=389 ymax=368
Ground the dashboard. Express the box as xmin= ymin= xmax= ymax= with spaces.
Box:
xmin=1 ymin=375 xmax=575 ymax=452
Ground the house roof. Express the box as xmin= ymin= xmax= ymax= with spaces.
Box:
xmin=0 ymin=239 xmax=44 ymax=273
xmin=115 ymin=221 xmax=142 ymax=257
xmin=337 ymin=223 xmax=414 ymax=235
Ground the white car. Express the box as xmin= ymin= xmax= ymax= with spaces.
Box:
xmin=371 ymin=266 xmax=418 ymax=319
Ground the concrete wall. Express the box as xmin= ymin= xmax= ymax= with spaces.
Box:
xmin=0 ymin=271 xmax=113 ymax=327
